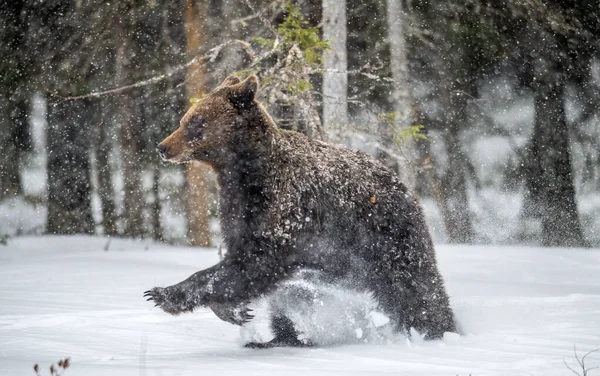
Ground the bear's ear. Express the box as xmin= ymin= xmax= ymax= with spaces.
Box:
xmin=228 ymin=75 xmax=259 ymax=108
xmin=220 ymin=75 xmax=241 ymax=87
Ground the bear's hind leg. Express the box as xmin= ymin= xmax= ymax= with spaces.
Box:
xmin=370 ymin=267 xmax=456 ymax=340
xmin=244 ymin=271 xmax=325 ymax=349
xmin=245 ymin=315 xmax=314 ymax=349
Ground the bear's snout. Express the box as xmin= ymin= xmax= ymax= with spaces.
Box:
xmin=156 ymin=143 xmax=168 ymax=160
xmin=157 ymin=127 xmax=190 ymax=163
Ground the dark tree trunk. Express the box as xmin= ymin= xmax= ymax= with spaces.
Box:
xmin=440 ymin=125 xmax=474 ymax=244
xmin=422 ymin=12 xmax=478 ymax=244
xmin=151 ymin=167 xmax=163 ymax=241
xmin=0 ymin=0 xmax=31 ymax=200
xmin=115 ymin=16 xmax=145 ymax=238
xmin=46 ymin=98 xmax=95 ymax=234
xmin=0 ymin=97 xmax=26 ymax=199
xmin=524 ymin=66 xmax=587 ymax=247
xmin=11 ymin=96 xmax=31 ymax=167
xmin=437 ymin=69 xmax=475 ymax=244
xmin=118 ymin=95 xmax=145 ymax=237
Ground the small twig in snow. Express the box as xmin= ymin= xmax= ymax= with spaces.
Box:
xmin=563 ymin=345 xmax=599 ymax=376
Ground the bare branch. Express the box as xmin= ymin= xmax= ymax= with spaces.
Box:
xmin=241 ymin=0 xmax=279 ymax=37
xmin=230 ymin=13 xmax=261 ymax=27
xmin=46 ymin=40 xmax=247 ymax=102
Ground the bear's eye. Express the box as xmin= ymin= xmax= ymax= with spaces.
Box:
xmin=184 ymin=116 xmax=205 ymax=141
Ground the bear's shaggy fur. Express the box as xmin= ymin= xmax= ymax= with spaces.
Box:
xmin=145 ymin=75 xmax=456 ymax=342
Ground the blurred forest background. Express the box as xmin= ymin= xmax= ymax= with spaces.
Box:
xmin=1 ymin=0 xmax=599 ymax=248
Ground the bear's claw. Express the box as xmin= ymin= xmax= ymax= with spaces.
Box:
xmin=210 ymin=302 xmax=255 ymax=325
xmin=144 ymin=287 xmax=192 ymax=315
xmin=143 ymin=288 xmax=165 ymax=307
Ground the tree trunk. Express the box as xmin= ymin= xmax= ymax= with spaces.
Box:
xmin=0 ymin=96 xmax=26 ymax=199
xmin=322 ymin=0 xmax=348 ymax=129
xmin=0 ymin=0 xmax=30 ymax=200
xmin=151 ymin=167 xmax=164 ymax=242
xmin=95 ymin=99 xmax=118 ymax=236
xmin=437 ymin=75 xmax=474 ymax=244
xmin=184 ymin=0 xmax=211 ymax=247
xmin=427 ymin=25 xmax=476 ymax=244
xmin=524 ymin=59 xmax=586 ymax=247
xmin=440 ymin=120 xmax=474 ymax=244
xmin=384 ymin=0 xmax=416 ymax=187
xmin=115 ymin=16 xmax=145 ymax=238
xmin=46 ymin=98 xmax=95 ymax=234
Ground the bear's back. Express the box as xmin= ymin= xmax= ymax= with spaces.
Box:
xmin=272 ymin=130 xmax=407 ymax=196
xmin=267 ymin=130 xmax=415 ymax=223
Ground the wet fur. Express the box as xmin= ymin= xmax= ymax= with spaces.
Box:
xmin=145 ymin=75 xmax=456 ymax=341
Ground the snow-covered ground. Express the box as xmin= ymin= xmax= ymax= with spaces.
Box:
xmin=1 ymin=236 xmax=599 ymax=375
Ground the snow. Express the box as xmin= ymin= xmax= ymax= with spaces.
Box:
xmin=1 ymin=236 xmax=599 ymax=375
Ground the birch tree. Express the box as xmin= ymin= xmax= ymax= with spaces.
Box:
xmin=322 ymin=0 xmax=348 ymax=129
xmin=95 ymin=100 xmax=118 ymax=235
xmin=384 ymin=0 xmax=416 ymax=187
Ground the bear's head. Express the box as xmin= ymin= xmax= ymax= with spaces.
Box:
xmin=157 ymin=75 xmax=261 ymax=165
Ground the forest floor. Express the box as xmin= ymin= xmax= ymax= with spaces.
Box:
xmin=1 ymin=236 xmax=599 ymax=376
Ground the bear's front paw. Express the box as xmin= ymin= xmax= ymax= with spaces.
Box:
xmin=144 ymin=286 xmax=195 ymax=315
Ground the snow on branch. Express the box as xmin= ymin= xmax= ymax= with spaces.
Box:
xmin=44 ymin=40 xmax=251 ymax=102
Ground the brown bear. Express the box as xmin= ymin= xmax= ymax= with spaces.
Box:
xmin=145 ymin=75 xmax=456 ymax=346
